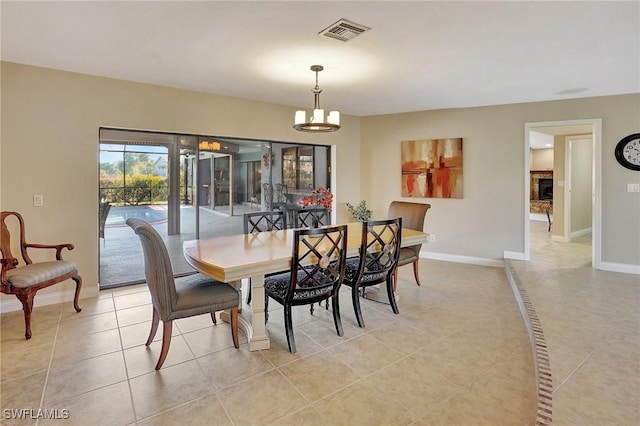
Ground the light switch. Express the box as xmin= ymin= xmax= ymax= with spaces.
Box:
xmin=33 ymin=195 xmax=44 ymax=206
xmin=628 ymin=183 xmax=640 ymax=193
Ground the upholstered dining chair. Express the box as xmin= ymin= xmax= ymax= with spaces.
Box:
xmin=243 ymin=211 xmax=287 ymax=303
xmin=387 ymin=201 xmax=431 ymax=289
xmin=127 ymin=218 xmax=239 ymax=370
xmin=264 ymin=224 xmax=348 ymax=353
xmin=343 ymin=218 xmax=402 ymax=328
xmin=1 ymin=211 xmax=82 ymax=340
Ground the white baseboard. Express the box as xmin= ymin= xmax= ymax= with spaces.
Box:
xmin=504 ymin=251 xmax=526 ymax=260
xmin=599 ymin=262 xmax=640 ymax=275
xmin=570 ymin=227 xmax=592 ymax=239
xmin=421 ymin=251 xmax=504 ymax=267
xmin=0 ymin=286 xmax=99 ymax=314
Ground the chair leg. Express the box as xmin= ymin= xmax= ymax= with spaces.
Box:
xmin=247 ymin=279 xmax=252 ymax=304
xmin=393 ymin=268 xmax=399 ymax=293
xmin=387 ymin=276 xmax=400 ymax=315
xmin=211 ymin=311 xmax=217 ymax=324
xmin=332 ymin=295 xmax=344 ymax=336
xmin=155 ymin=321 xmax=173 ymax=370
xmin=72 ymin=275 xmax=83 ymax=312
xmin=412 ymin=261 xmax=422 ymax=286
xmin=16 ymin=292 xmax=35 ymax=340
xmin=146 ymin=307 xmax=160 ymax=346
xmin=230 ymin=306 xmax=239 ymax=348
xmin=351 ymin=285 xmax=365 ymax=328
xmin=284 ymin=305 xmax=296 ymax=353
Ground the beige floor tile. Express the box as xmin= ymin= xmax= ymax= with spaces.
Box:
xmin=137 ymin=393 xmax=232 ymax=426
xmin=278 ymin=350 xmax=360 ymax=402
xmin=56 ymin=311 xmax=119 ymax=338
xmin=61 ymin=295 xmax=115 ymax=319
xmin=113 ymin=290 xmax=151 ymax=311
xmin=51 ymin=328 xmax=122 ymax=365
xmin=312 ymin=380 xmax=416 ymax=425
xmin=270 ymin=405 xmax=329 ymax=425
xmin=328 ymin=333 xmax=404 ymax=377
xmin=116 ymin=304 xmax=153 ymax=327
xmin=0 ymin=371 xmax=47 ymax=417
xmin=217 ymin=369 xmax=308 ymax=424
xmin=362 ymin=354 xmax=463 ymax=418
xmin=1 ymin=342 xmax=52 ymax=382
xmin=124 ymin=335 xmax=195 ymax=378
xmin=259 ymin=326 xmax=325 ymax=366
xmin=129 ymin=359 xmax=214 ymax=420
xmin=44 ymin=351 xmax=127 ymax=405
xmin=181 ymin=323 xmax=245 ymax=358
xmin=173 ymin=313 xmax=219 ymax=334
xmin=196 ymin=346 xmax=274 ymax=391
xmin=38 ymin=381 xmax=134 ymax=426
xmin=367 ymin=320 xmax=438 ymax=355
xmin=118 ymin=320 xmax=180 ymax=350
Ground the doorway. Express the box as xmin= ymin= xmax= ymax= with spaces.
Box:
xmin=524 ymin=119 xmax=602 ymax=269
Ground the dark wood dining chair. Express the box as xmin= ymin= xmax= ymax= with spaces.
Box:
xmin=243 ymin=211 xmax=287 ymax=303
xmin=127 ymin=218 xmax=239 ymax=369
xmin=1 ymin=211 xmax=82 ymax=339
xmin=296 ymin=207 xmax=330 ymax=228
xmin=342 ymin=218 xmax=402 ymax=327
xmin=387 ymin=201 xmax=430 ymax=289
xmin=264 ymin=224 xmax=348 ymax=353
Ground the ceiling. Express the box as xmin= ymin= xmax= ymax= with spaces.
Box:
xmin=1 ymin=1 xmax=638 ymax=117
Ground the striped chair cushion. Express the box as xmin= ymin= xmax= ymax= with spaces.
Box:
xmin=6 ymin=261 xmax=77 ymax=288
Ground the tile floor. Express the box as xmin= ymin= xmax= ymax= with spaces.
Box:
xmin=1 ymin=221 xmax=637 ymax=425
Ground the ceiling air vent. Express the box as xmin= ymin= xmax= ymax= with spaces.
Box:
xmin=319 ymin=19 xmax=370 ymax=42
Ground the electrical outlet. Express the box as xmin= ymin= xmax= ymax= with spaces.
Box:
xmin=628 ymin=183 xmax=640 ymax=193
xmin=33 ymin=194 xmax=44 ymax=207
xmin=428 ymin=234 xmax=436 ymax=242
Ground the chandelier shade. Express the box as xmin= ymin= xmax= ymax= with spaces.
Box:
xmin=293 ymin=65 xmax=341 ymax=133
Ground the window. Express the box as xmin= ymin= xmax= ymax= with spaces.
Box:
xmin=282 ymin=146 xmax=314 ymax=189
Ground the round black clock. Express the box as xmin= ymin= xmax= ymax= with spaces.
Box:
xmin=615 ymin=133 xmax=640 ymax=171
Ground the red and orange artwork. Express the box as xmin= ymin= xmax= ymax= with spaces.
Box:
xmin=401 ymin=138 xmax=463 ymax=198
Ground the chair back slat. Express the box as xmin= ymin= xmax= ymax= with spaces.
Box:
xmin=288 ymin=225 xmax=347 ymax=303
xmin=1 ymin=211 xmax=31 ymax=267
xmin=126 ymin=218 xmax=177 ymax=319
xmin=355 ymin=218 xmax=403 ymax=283
xmin=296 ymin=207 xmax=329 ymax=228
xmin=243 ymin=211 xmax=286 ymax=234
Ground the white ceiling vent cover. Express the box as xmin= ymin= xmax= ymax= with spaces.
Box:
xmin=319 ymin=19 xmax=370 ymax=42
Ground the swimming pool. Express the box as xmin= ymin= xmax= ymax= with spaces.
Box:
xmin=105 ymin=205 xmax=168 ymax=226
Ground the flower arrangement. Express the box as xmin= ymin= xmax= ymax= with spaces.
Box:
xmin=345 ymin=200 xmax=373 ymax=222
xmin=298 ymin=187 xmax=333 ymax=211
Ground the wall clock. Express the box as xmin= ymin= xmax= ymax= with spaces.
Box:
xmin=615 ymin=133 xmax=640 ymax=171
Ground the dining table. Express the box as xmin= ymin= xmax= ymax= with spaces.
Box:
xmin=183 ymin=222 xmax=429 ymax=351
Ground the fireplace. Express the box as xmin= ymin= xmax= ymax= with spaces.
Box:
xmin=538 ymin=178 xmax=553 ymax=200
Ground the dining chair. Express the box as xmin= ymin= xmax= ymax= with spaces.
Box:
xmin=127 ymin=218 xmax=239 ymax=370
xmin=387 ymin=201 xmax=430 ymax=289
xmin=296 ymin=207 xmax=329 ymax=228
xmin=264 ymin=224 xmax=348 ymax=353
xmin=343 ymin=218 xmax=402 ymax=327
xmin=1 ymin=211 xmax=82 ymax=339
xmin=243 ymin=211 xmax=287 ymax=303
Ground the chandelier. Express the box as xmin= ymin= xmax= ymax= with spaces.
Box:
xmin=293 ymin=65 xmax=340 ymax=132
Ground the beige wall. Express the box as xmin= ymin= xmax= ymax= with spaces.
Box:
xmin=552 ymin=135 xmax=566 ymax=239
xmin=0 ymin=62 xmax=361 ymax=302
xmin=570 ymin=137 xmax=593 ymax=234
xmin=2 ymin=62 xmax=639 ymax=308
xmin=361 ymin=94 xmax=640 ymax=266
xmin=531 ymin=148 xmax=554 ymax=170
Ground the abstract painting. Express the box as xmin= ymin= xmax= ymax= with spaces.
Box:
xmin=401 ymin=138 xmax=463 ymax=198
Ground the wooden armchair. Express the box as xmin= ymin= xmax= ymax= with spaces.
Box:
xmin=1 ymin=211 xmax=82 ymax=339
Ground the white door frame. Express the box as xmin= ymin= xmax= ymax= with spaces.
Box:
xmin=523 ymin=119 xmax=602 ymax=269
